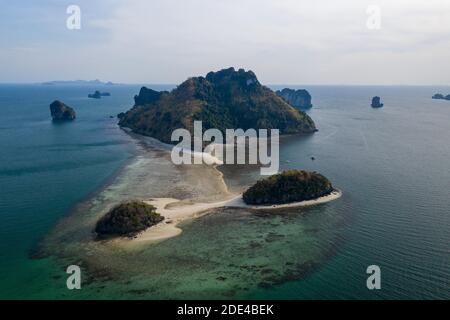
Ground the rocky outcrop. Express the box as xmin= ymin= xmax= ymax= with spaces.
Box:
xmin=49 ymin=100 xmax=76 ymax=121
xmin=432 ymin=93 xmax=445 ymax=100
xmin=88 ymin=91 xmax=101 ymax=99
xmin=118 ymin=67 xmax=317 ymax=144
xmin=432 ymin=93 xmax=450 ymax=100
xmin=371 ymin=96 xmax=384 ymax=108
xmin=88 ymin=91 xmax=110 ymax=99
xmin=134 ymin=87 xmax=167 ymax=106
xmin=276 ymin=88 xmax=312 ymax=109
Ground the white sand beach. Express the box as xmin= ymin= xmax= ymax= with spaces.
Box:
xmin=106 ymin=131 xmax=342 ymax=247
xmin=123 ymin=189 xmax=342 ymax=245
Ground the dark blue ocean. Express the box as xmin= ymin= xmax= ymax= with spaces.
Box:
xmin=0 ymin=84 xmax=449 ymax=299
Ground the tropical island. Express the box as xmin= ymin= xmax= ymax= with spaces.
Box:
xmin=109 ymin=170 xmax=341 ymax=244
xmin=276 ymin=88 xmax=313 ymax=109
xmin=242 ymin=170 xmax=334 ymax=205
xmin=95 ymin=201 xmax=164 ymax=237
xmin=49 ymin=100 xmax=76 ymax=121
xmin=107 ymin=69 xmax=341 ymax=244
xmin=118 ymin=67 xmax=317 ymax=144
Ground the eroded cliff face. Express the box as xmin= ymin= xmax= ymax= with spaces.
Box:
xmin=276 ymin=88 xmax=312 ymax=110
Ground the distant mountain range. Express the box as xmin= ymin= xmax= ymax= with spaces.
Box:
xmin=41 ymin=79 xmax=117 ymax=86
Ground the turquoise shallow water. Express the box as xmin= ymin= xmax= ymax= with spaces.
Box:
xmin=1 ymin=84 xmax=450 ymax=299
xmin=0 ymin=84 xmax=167 ymax=298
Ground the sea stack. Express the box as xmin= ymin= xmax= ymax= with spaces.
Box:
xmin=49 ymin=100 xmax=76 ymax=121
xmin=88 ymin=91 xmax=111 ymax=99
xmin=432 ymin=93 xmax=445 ymax=100
xmin=88 ymin=90 xmax=101 ymax=99
xmin=276 ymin=88 xmax=313 ymax=109
xmin=371 ymin=96 xmax=384 ymax=108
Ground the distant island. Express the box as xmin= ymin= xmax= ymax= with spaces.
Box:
xmin=118 ymin=67 xmax=317 ymax=144
xmin=49 ymin=100 xmax=76 ymax=121
xmin=95 ymin=201 xmax=164 ymax=237
xmin=276 ymin=88 xmax=312 ymax=109
xmin=88 ymin=90 xmax=111 ymax=99
xmin=243 ymin=170 xmax=334 ymax=205
xmin=42 ymin=79 xmax=116 ymax=86
xmin=432 ymin=93 xmax=450 ymax=100
xmin=371 ymin=96 xmax=384 ymax=108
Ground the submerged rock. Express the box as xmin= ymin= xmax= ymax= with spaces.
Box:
xmin=49 ymin=100 xmax=76 ymax=121
xmin=371 ymin=96 xmax=384 ymax=108
xmin=276 ymin=88 xmax=312 ymax=109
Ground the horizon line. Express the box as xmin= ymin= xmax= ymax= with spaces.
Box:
xmin=1 ymin=81 xmax=450 ymax=87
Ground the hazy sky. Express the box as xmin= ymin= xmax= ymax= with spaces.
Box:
xmin=1 ymin=0 xmax=450 ymax=84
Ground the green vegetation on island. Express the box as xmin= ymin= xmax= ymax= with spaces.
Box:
xmin=243 ymin=170 xmax=334 ymax=205
xmin=118 ymin=67 xmax=317 ymax=144
xmin=49 ymin=100 xmax=76 ymax=121
xmin=95 ymin=201 xmax=164 ymax=237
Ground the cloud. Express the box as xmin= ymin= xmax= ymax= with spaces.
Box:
xmin=1 ymin=0 xmax=450 ymax=84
